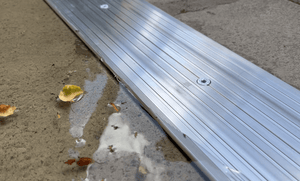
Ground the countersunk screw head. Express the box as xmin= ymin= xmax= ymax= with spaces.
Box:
xmin=197 ymin=78 xmax=211 ymax=86
xmin=100 ymin=4 xmax=109 ymax=9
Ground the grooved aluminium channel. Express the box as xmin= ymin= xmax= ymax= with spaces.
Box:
xmin=45 ymin=0 xmax=300 ymax=180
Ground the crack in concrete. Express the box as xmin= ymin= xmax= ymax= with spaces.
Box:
xmin=172 ymin=0 xmax=240 ymax=16
xmin=289 ymin=0 xmax=300 ymax=4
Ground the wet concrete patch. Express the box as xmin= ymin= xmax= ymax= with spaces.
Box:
xmin=93 ymin=113 xmax=150 ymax=158
xmin=156 ymin=136 xmax=191 ymax=163
xmin=68 ymin=73 xmax=108 ymax=138
xmin=64 ymin=65 xmax=120 ymax=177
xmin=87 ymin=153 xmax=141 ymax=181
xmin=91 ymin=112 xmax=166 ymax=180
xmin=48 ymin=52 xmax=120 ymax=179
xmin=75 ymin=39 xmax=93 ymax=58
xmin=83 ymin=84 xmax=208 ymax=181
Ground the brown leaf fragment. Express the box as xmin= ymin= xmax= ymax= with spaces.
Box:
xmin=64 ymin=159 xmax=76 ymax=165
xmin=108 ymin=145 xmax=115 ymax=153
xmin=76 ymin=157 xmax=93 ymax=166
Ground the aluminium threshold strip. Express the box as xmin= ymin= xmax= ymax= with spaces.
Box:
xmin=45 ymin=0 xmax=300 ymax=180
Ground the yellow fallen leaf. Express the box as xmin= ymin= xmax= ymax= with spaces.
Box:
xmin=139 ymin=166 xmax=147 ymax=174
xmin=57 ymin=113 xmax=61 ymax=118
xmin=58 ymin=85 xmax=84 ymax=102
xmin=0 ymin=104 xmax=16 ymax=117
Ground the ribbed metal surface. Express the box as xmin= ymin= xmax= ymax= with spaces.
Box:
xmin=45 ymin=0 xmax=300 ymax=180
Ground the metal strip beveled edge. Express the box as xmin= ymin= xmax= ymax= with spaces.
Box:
xmin=44 ymin=0 xmax=231 ymax=180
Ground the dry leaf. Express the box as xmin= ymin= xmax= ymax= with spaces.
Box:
xmin=76 ymin=157 xmax=93 ymax=166
xmin=58 ymin=85 xmax=84 ymax=102
xmin=64 ymin=159 xmax=76 ymax=165
xmin=139 ymin=166 xmax=147 ymax=174
xmin=0 ymin=104 xmax=16 ymax=117
xmin=57 ymin=113 xmax=61 ymax=118
xmin=108 ymin=145 xmax=115 ymax=153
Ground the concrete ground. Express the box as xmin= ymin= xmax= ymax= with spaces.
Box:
xmin=0 ymin=0 xmax=299 ymax=180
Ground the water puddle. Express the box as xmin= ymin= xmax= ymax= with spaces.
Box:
xmin=88 ymin=112 xmax=164 ymax=181
xmin=65 ymin=65 xmax=208 ymax=180
xmin=155 ymin=136 xmax=191 ymax=163
xmin=64 ymin=65 xmax=120 ymax=180
xmin=68 ymin=73 xmax=107 ymax=138
xmin=81 ymin=84 xmax=208 ymax=181
xmin=95 ymin=113 xmax=149 ymax=154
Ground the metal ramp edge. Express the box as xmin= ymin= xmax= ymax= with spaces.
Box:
xmin=45 ymin=0 xmax=300 ymax=180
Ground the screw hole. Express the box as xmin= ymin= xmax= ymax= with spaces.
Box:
xmin=100 ymin=4 xmax=109 ymax=9
xmin=197 ymin=78 xmax=211 ymax=86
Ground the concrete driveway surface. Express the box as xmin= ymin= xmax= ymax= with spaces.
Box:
xmin=0 ymin=0 xmax=299 ymax=180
